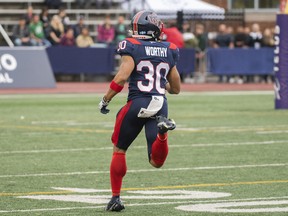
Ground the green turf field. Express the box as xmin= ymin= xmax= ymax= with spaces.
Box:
xmin=0 ymin=91 xmax=288 ymax=215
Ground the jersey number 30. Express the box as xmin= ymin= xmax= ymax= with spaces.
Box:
xmin=137 ymin=61 xmax=169 ymax=94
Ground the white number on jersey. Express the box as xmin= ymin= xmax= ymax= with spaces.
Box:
xmin=137 ymin=61 xmax=169 ymax=94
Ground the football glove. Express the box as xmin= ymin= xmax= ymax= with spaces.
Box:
xmin=99 ymin=97 xmax=110 ymax=114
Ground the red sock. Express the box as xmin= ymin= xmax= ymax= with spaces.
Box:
xmin=110 ymin=152 xmax=127 ymax=196
xmin=151 ymin=133 xmax=168 ymax=166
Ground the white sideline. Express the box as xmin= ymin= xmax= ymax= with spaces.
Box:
xmin=0 ymin=196 xmax=288 ymax=214
xmin=0 ymin=163 xmax=287 ymax=178
xmin=0 ymin=140 xmax=287 ymax=155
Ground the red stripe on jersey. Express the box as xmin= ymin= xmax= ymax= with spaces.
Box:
xmin=111 ymin=101 xmax=133 ymax=145
xmin=169 ymin=42 xmax=178 ymax=50
xmin=126 ymin=37 xmax=141 ymax=45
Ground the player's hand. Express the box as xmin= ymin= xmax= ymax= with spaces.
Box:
xmin=99 ymin=97 xmax=110 ymax=114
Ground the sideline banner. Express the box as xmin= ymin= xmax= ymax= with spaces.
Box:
xmin=274 ymin=14 xmax=288 ymax=109
xmin=0 ymin=47 xmax=55 ymax=89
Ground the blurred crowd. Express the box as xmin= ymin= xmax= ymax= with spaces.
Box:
xmin=11 ymin=5 xmax=127 ymax=48
xmin=12 ymin=5 xmax=275 ymax=83
xmin=162 ymin=21 xmax=275 ymax=84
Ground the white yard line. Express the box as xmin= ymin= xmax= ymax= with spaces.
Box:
xmin=0 ymin=91 xmax=273 ymax=100
xmin=31 ymin=121 xmax=114 ymax=127
xmin=179 ymin=91 xmax=273 ymax=96
xmin=0 ymin=163 xmax=287 ymax=178
xmin=257 ymin=130 xmax=288 ymax=134
xmin=0 ymin=140 xmax=287 ymax=155
xmin=0 ymin=196 xmax=287 ymax=214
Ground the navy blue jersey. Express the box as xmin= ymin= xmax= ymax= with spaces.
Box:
xmin=116 ymin=38 xmax=179 ymax=100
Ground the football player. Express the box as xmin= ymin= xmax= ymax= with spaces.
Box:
xmin=99 ymin=10 xmax=181 ymax=211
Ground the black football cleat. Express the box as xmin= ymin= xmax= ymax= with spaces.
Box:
xmin=156 ymin=115 xmax=176 ymax=134
xmin=105 ymin=196 xmax=125 ymax=212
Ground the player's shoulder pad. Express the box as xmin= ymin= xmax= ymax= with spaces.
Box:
xmin=169 ymin=42 xmax=178 ymax=50
xmin=117 ymin=38 xmax=139 ymax=56
xmin=126 ymin=37 xmax=142 ymax=45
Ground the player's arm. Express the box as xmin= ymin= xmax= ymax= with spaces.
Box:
xmin=99 ymin=55 xmax=135 ymax=114
xmin=165 ymin=66 xmax=181 ymax=94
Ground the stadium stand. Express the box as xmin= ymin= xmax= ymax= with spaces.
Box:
xmin=0 ymin=0 xmax=130 ymax=37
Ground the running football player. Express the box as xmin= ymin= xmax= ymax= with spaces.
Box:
xmin=99 ymin=10 xmax=181 ymax=211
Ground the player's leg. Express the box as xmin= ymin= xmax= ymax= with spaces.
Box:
xmin=145 ymin=101 xmax=176 ymax=168
xmin=106 ymin=100 xmax=146 ymax=211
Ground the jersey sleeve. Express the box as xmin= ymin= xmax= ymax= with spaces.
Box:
xmin=169 ymin=42 xmax=180 ymax=67
xmin=116 ymin=39 xmax=135 ymax=57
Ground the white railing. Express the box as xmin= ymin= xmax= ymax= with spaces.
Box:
xmin=0 ymin=24 xmax=14 ymax=47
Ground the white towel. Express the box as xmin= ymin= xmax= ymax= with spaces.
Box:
xmin=137 ymin=96 xmax=164 ymax=118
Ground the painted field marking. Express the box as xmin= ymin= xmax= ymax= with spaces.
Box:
xmin=0 ymin=206 xmax=101 ymax=214
xmin=0 ymin=91 xmax=274 ymax=100
xmin=31 ymin=121 xmax=114 ymax=127
xmin=1 ymin=164 xmax=288 ymax=178
xmin=1 ymin=178 xmax=288 ymax=197
xmin=0 ymin=125 xmax=111 ymax=133
xmin=0 ymin=195 xmax=287 ymax=214
xmin=257 ymin=130 xmax=288 ymax=134
xmin=176 ymin=200 xmax=288 ymax=213
xmin=0 ymin=163 xmax=287 ymax=179
xmin=2 ymin=124 xmax=288 ymax=134
xmin=121 ymin=179 xmax=288 ymax=191
xmin=0 ymin=190 xmax=72 ymax=197
xmin=177 ymin=126 xmax=288 ymax=133
xmin=18 ymin=190 xmax=231 ymax=204
xmin=0 ymin=140 xmax=287 ymax=155
xmin=178 ymin=91 xmax=274 ymax=96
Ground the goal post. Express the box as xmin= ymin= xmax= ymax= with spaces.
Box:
xmin=274 ymin=0 xmax=288 ymax=109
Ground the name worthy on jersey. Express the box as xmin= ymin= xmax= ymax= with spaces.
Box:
xmin=145 ymin=46 xmax=167 ymax=57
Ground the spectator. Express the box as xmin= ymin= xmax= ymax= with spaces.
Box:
xmin=76 ymin=0 xmax=93 ymax=9
xmin=114 ymin=15 xmax=128 ymax=44
xmin=213 ymin=24 xmax=234 ymax=48
xmin=46 ymin=15 xmax=64 ymax=45
xmin=181 ymin=21 xmax=199 ymax=83
xmin=58 ymin=8 xmax=71 ymax=30
xmin=262 ymin=27 xmax=275 ymax=84
xmin=40 ymin=7 xmax=50 ymax=30
xmin=226 ymin=26 xmax=235 ymax=43
xmin=194 ymin=23 xmax=208 ymax=83
xmin=29 ymin=14 xmax=51 ymax=46
xmin=244 ymin=26 xmax=252 ymax=44
xmin=45 ymin=0 xmax=62 ymax=9
xmin=234 ymin=26 xmax=249 ymax=48
xmin=96 ymin=0 xmax=112 ymax=9
xmin=182 ymin=21 xmax=198 ymax=48
xmin=12 ymin=16 xmax=34 ymax=46
xmin=162 ymin=22 xmax=184 ymax=48
xmin=195 ymin=23 xmax=208 ymax=52
xmin=23 ymin=6 xmax=34 ymax=25
xmin=262 ymin=28 xmax=275 ymax=47
xmin=60 ymin=28 xmax=75 ymax=46
xmin=97 ymin=15 xmax=115 ymax=46
xmin=73 ymin=15 xmax=86 ymax=38
xmin=213 ymin=24 xmax=234 ymax=83
xmin=76 ymin=27 xmax=94 ymax=47
xmin=249 ymin=23 xmax=263 ymax=49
